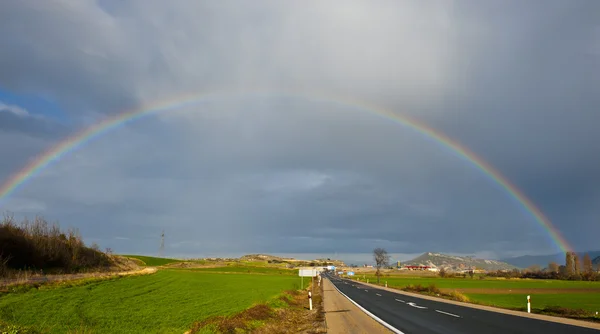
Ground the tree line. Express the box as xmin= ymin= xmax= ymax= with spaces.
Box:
xmin=0 ymin=215 xmax=114 ymax=277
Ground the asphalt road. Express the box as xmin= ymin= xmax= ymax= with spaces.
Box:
xmin=325 ymin=274 xmax=599 ymax=334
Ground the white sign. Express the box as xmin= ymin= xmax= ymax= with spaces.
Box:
xmin=347 ymin=271 xmax=355 ymax=276
xmin=299 ymin=269 xmax=318 ymax=277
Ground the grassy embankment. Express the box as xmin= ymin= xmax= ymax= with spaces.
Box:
xmin=121 ymin=255 xmax=182 ymax=267
xmin=0 ymin=267 xmax=316 ymax=333
xmin=350 ymin=273 xmax=600 ymax=320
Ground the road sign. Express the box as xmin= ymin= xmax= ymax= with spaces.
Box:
xmin=347 ymin=271 xmax=355 ymax=276
xmin=299 ymin=269 xmax=318 ymax=277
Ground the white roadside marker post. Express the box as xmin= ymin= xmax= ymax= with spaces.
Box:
xmin=527 ymin=295 xmax=531 ymax=313
xmin=385 ymin=281 xmax=388 ymax=288
xmin=309 ymin=291 xmax=313 ymax=310
xmin=367 ymin=279 xmax=369 ymax=283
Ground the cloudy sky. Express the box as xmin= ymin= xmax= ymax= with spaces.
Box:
xmin=0 ymin=1 xmax=598 ymax=264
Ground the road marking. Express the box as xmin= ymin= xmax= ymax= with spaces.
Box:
xmin=395 ymin=299 xmax=405 ymax=303
xmin=376 ymin=293 xmax=382 ymax=296
xmin=365 ymin=290 xmax=369 ymax=292
xmin=328 ymin=279 xmax=405 ymax=334
xmin=436 ymin=310 xmax=461 ymax=318
xmin=407 ymin=302 xmax=427 ymax=309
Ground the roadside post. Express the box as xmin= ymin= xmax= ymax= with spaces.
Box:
xmin=309 ymin=291 xmax=313 ymax=310
xmin=527 ymin=295 xmax=531 ymax=313
xmin=385 ymin=281 xmax=387 ymax=288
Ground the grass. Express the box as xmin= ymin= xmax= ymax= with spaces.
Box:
xmin=361 ymin=275 xmax=600 ymax=289
xmin=0 ymin=269 xmax=299 ymax=333
xmin=466 ymin=293 xmax=600 ymax=313
xmin=189 ymin=265 xmax=296 ymax=275
xmin=121 ymin=255 xmax=182 ymax=267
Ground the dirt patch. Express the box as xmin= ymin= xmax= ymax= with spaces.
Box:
xmin=443 ymin=288 xmax=600 ymax=294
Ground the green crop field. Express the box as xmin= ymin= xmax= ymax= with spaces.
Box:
xmin=358 ymin=275 xmax=599 ymax=289
xmin=466 ymin=293 xmax=600 ymax=313
xmin=122 ymin=255 xmax=182 ymax=266
xmin=190 ymin=265 xmax=296 ymax=275
xmin=0 ymin=269 xmax=299 ymax=333
xmin=352 ymin=274 xmax=600 ymax=313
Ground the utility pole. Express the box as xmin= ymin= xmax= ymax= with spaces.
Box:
xmin=159 ymin=230 xmax=165 ymax=257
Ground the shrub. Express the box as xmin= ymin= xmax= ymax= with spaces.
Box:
xmin=0 ymin=214 xmax=114 ymax=277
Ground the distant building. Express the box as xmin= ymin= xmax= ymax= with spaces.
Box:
xmin=402 ymin=265 xmax=432 ymax=271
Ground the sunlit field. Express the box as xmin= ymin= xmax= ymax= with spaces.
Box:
xmin=0 ymin=269 xmax=299 ymax=333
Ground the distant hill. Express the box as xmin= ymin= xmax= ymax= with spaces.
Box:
xmin=240 ymin=254 xmax=286 ymax=262
xmin=239 ymin=254 xmax=345 ymax=267
xmin=403 ymin=252 xmax=517 ymax=271
xmin=593 ymin=256 xmax=600 ymax=268
xmin=501 ymin=251 xmax=600 ymax=269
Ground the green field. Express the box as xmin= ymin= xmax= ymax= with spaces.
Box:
xmin=359 ymin=275 xmax=598 ymax=289
xmin=353 ymin=274 xmax=600 ymax=313
xmin=122 ymin=255 xmax=183 ymax=266
xmin=0 ymin=269 xmax=299 ymax=333
xmin=466 ymin=293 xmax=600 ymax=312
xmin=191 ymin=265 xmax=295 ymax=275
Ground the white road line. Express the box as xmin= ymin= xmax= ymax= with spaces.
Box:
xmin=365 ymin=290 xmax=369 ymax=292
xmin=328 ymin=279 xmax=405 ymax=334
xmin=376 ymin=293 xmax=382 ymax=296
xmin=395 ymin=299 xmax=405 ymax=303
xmin=436 ymin=310 xmax=461 ymax=318
xmin=407 ymin=302 xmax=427 ymax=309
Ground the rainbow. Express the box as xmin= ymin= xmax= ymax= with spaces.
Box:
xmin=0 ymin=91 xmax=572 ymax=253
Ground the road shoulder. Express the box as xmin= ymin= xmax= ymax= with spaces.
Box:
xmin=323 ymin=278 xmax=392 ymax=334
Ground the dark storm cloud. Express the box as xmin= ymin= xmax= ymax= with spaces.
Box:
xmin=0 ymin=0 xmax=598 ymax=260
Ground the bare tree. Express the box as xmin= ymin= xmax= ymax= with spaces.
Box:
xmin=373 ymin=248 xmax=390 ymax=284
xmin=548 ymin=262 xmax=559 ymax=273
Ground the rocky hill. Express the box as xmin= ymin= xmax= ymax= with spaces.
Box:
xmin=403 ymin=252 xmax=517 ymax=271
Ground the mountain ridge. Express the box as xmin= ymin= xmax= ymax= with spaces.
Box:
xmin=403 ymin=252 xmax=517 ymax=271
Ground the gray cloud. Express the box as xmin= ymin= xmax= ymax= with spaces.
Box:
xmin=1 ymin=1 xmax=598 ymax=262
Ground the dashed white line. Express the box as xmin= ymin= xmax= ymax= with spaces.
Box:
xmin=436 ymin=310 xmax=461 ymax=318
xmin=376 ymin=293 xmax=382 ymax=296
xmin=395 ymin=299 xmax=405 ymax=303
